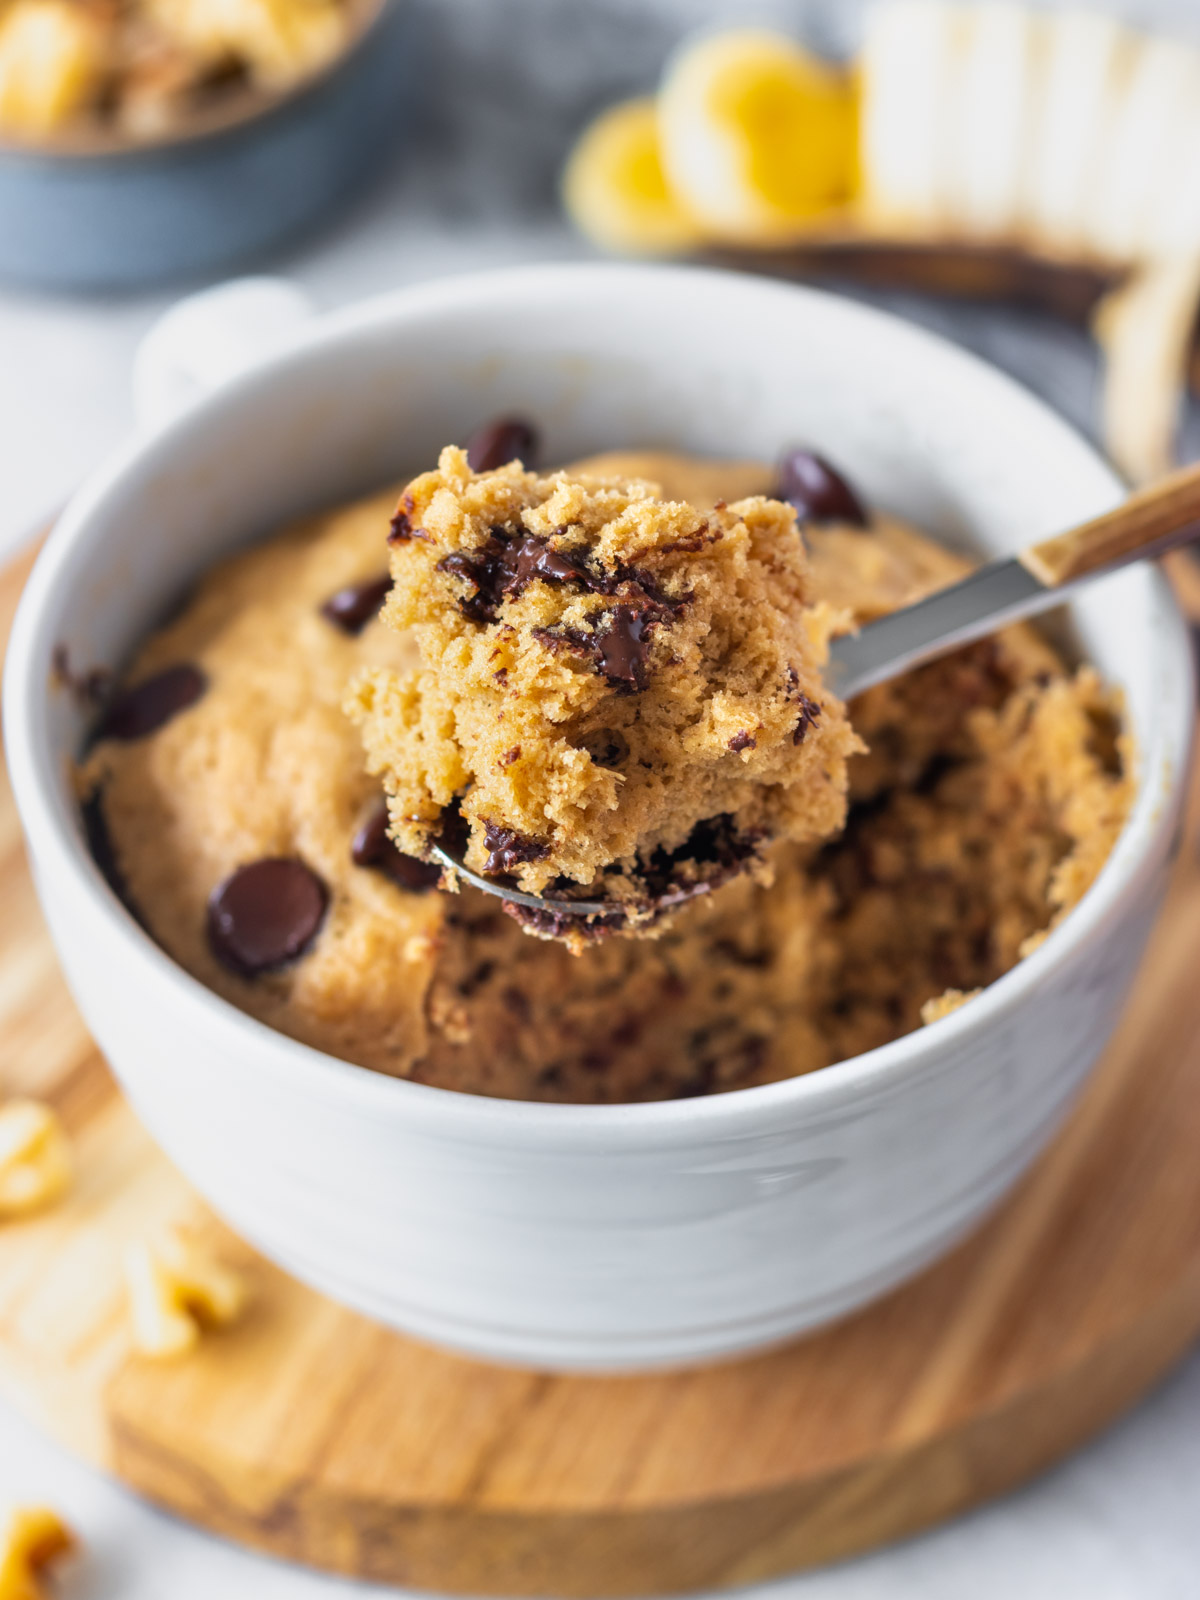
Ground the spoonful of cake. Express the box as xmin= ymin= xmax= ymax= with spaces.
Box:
xmin=347 ymin=445 xmax=1200 ymax=945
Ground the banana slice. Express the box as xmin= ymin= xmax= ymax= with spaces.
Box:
xmin=147 ymin=0 xmax=345 ymax=90
xmin=858 ymin=0 xmax=959 ymax=234
xmin=658 ymin=27 xmax=855 ymax=243
xmin=1088 ymin=32 xmax=1196 ymax=264
xmin=1095 ymin=253 xmax=1200 ymax=482
xmin=943 ymin=3 xmax=1042 ymax=238
xmin=0 ymin=0 xmax=105 ymax=140
xmin=563 ymin=97 xmax=703 ymax=256
xmin=1019 ymin=9 xmax=1127 ymax=253
xmin=1142 ymin=89 xmax=1200 ymax=259
xmin=1089 ymin=35 xmax=1200 ymax=262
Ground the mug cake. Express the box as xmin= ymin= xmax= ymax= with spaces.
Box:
xmin=76 ymin=421 xmax=1131 ymax=1102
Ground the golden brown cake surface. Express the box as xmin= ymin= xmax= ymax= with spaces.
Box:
xmin=77 ymin=448 xmax=1133 ymax=1102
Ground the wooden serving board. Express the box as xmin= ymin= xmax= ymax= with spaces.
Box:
xmin=3 ymin=540 xmax=1200 ymax=1596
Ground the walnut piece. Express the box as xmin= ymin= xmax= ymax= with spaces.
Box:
xmin=125 ymin=1231 xmax=249 ymax=1359
xmin=0 ymin=1101 xmax=71 ymax=1220
xmin=0 ymin=1506 xmax=76 ymax=1600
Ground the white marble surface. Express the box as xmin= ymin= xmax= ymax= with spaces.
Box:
xmin=3 ymin=0 xmax=1200 ymax=1594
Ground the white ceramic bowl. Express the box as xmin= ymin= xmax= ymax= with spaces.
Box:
xmin=5 ymin=265 xmax=1193 ymax=1371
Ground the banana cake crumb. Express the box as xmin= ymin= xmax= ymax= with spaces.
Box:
xmin=347 ymin=446 xmax=861 ymax=914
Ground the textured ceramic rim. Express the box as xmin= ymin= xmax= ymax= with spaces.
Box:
xmin=6 ymin=262 xmax=1193 ymax=1145
xmin=0 ymin=0 xmax=391 ymax=163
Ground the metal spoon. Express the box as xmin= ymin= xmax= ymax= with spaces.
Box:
xmin=432 ymin=459 xmax=1200 ymax=922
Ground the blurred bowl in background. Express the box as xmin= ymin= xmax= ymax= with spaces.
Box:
xmin=0 ymin=0 xmax=416 ymax=293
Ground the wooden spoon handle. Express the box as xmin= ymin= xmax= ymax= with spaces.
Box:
xmin=1019 ymin=459 xmax=1200 ymax=587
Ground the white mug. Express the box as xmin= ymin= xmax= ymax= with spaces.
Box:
xmin=4 ymin=264 xmax=1192 ymax=1370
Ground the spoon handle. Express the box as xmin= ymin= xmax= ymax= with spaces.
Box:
xmin=826 ymin=460 xmax=1200 ymax=702
xmin=1020 ymin=458 xmax=1200 ymax=586
xmin=436 ymin=464 xmax=1200 ymax=918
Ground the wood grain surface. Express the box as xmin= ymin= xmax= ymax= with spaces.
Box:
xmin=1021 ymin=459 xmax=1200 ymax=585
xmin=2 ymin=541 xmax=1200 ymax=1596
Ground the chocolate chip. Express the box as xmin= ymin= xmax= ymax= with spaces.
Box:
xmin=438 ymin=550 xmax=487 ymax=584
xmin=388 ymin=493 xmax=426 ymax=545
xmin=673 ymin=1061 xmax=717 ymax=1100
xmin=80 ymin=789 xmax=135 ymax=913
xmin=659 ymin=525 xmax=716 ymax=555
xmin=536 ymin=596 xmax=669 ymax=690
xmin=437 ymin=539 xmax=510 ymax=623
xmin=350 ymin=803 xmax=390 ymax=865
xmin=438 ymin=531 xmax=596 ymax=623
xmin=502 ymin=898 xmax=622 ymax=943
xmin=644 ymin=814 xmax=761 ymax=894
xmin=728 ymin=731 xmax=757 ymax=753
xmin=683 ymin=1035 xmax=769 ymax=1096
xmin=465 ymin=417 xmax=539 ymax=473
xmin=351 ymin=801 xmax=441 ymax=892
xmin=320 ymin=573 xmax=392 ymax=635
xmin=579 ymin=728 xmax=629 ymax=768
xmin=457 ymin=958 xmax=496 ymax=998
xmin=502 ymin=986 xmax=531 ymax=1022
xmin=501 ymin=746 xmax=522 ymax=766
xmin=508 ymin=535 xmax=593 ymax=593
xmin=793 ymin=694 xmax=822 ymax=745
xmin=911 ymin=753 xmax=959 ymax=796
xmin=531 ymin=624 xmax=594 ymax=658
xmin=437 ymin=801 xmax=471 ymax=861
xmin=96 ymin=664 xmax=207 ymax=742
xmin=481 ymin=821 xmax=549 ymax=876
xmin=597 ymin=606 xmax=651 ymax=689
xmin=207 ymin=858 xmax=328 ymax=976
xmin=775 ymin=449 xmax=869 ymax=527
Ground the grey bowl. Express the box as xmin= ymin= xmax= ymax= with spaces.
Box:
xmin=0 ymin=0 xmax=415 ymax=292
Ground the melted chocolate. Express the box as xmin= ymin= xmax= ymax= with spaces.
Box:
xmin=80 ymin=790 xmax=136 ymax=916
xmin=96 ymin=664 xmax=207 ymax=742
xmin=596 ymin=606 xmax=651 ymax=689
xmin=435 ymin=515 xmax=686 ymax=698
xmin=501 ymin=899 xmax=623 ymax=943
xmin=531 ymin=624 xmax=595 ymax=658
xmin=641 ymin=814 xmax=762 ymax=901
xmin=388 ymin=492 xmax=428 ymax=546
xmin=506 ymin=814 xmax=763 ymax=945
xmin=775 ymin=449 xmax=869 ymax=528
xmin=465 ymin=416 xmax=539 ymax=473
xmin=508 ymin=536 xmax=593 ymax=593
xmin=320 ymin=573 xmax=392 ymax=635
xmin=351 ymin=801 xmax=441 ymax=891
xmin=438 ymin=531 xmax=594 ymax=623
xmin=537 ymin=570 xmax=680 ymax=690
xmin=727 ymin=730 xmax=757 ymax=753
xmin=481 ymin=821 xmax=549 ymax=876
xmin=207 ymin=857 xmax=328 ymax=976
xmin=793 ymin=693 xmax=822 ymax=746
xmin=437 ymin=538 xmax=513 ymax=623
